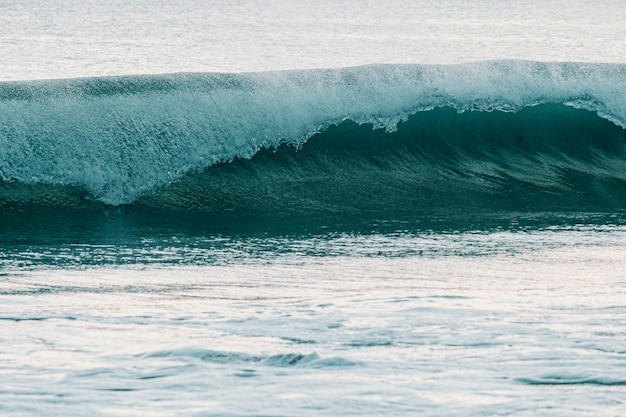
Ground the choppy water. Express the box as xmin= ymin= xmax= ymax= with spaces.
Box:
xmin=1 ymin=0 xmax=626 ymax=416
xmin=2 ymin=225 xmax=626 ymax=416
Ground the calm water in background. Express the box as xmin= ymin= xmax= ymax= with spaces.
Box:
xmin=1 ymin=0 xmax=625 ymax=80
xmin=1 ymin=1 xmax=626 ymax=416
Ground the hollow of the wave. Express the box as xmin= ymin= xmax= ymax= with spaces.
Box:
xmin=2 ymin=104 xmax=626 ymax=234
xmin=138 ymin=104 xmax=626 ymax=213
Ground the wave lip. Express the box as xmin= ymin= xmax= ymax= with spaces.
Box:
xmin=1 ymin=60 xmax=626 ymax=215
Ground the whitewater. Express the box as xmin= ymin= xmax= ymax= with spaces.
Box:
xmin=1 ymin=1 xmax=626 ymax=416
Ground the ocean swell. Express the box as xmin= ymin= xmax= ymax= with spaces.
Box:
xmin=1 ymin=60 xmax=625 ymax=216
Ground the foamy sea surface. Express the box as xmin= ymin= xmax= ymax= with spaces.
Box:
xmin=2 ymin=225 xmax=626 ymax=416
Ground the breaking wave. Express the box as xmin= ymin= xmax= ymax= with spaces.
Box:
xmin=1 ymin=60 xmax=626 ymax=221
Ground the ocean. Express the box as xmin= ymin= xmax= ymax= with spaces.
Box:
xmin=1 ymin=1 xmax=626 ymax=416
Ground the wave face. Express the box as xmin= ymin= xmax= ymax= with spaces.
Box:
xmin=1 ymin=61 xmax=626 ymax=224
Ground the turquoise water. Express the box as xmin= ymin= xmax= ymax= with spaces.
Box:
xmin=1 ymin=1 xmax=626 ymax=416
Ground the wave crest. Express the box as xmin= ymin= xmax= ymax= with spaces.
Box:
xmin=1 ymin=61 xmax=625 ymax=209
